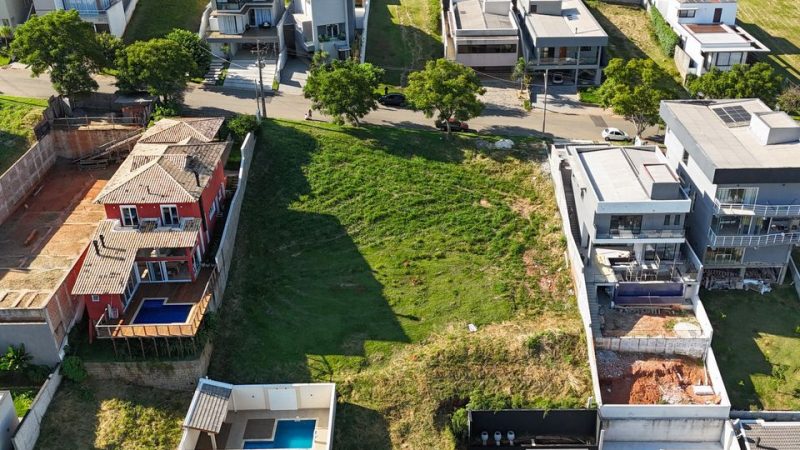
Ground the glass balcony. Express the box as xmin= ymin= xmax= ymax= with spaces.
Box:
xmin=707 ymin=229 xmax=800 ymax=247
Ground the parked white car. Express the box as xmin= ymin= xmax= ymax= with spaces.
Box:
xmin=602 ymin=127 xmax=630 ymax=142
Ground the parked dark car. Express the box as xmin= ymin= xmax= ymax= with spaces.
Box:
xmin=434 ymin=118 xmax=470 ymax=132
xmin=378 ymin=93 xmax=406 ymax=107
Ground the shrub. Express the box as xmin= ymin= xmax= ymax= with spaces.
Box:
xmin=62 ymin=356 xmax=87 ymax=383
xmin=151 ymin=101 xmax=182 ymax=122
xmin=226 ymin=113 xmax=259 ymax=142
xmin=650 ymin=7 xmax=679 ymax=57
xmin=1 ymin=344 xmax=32 ymax=372
xmin=24 ymin=365 xmax=51 ymax=384
xmin=778 ymin=86 xmax=800 ymax=116
xmin=449 ymin=407 xmax=468 ymax=441
xmin=166 ymin=28 xmax=211 ymax=78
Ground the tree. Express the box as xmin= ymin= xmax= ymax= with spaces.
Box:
xmin=10 ymin=10 xmax=103 ymax=96
xmin=166 ymin=28 xmax=211 ymax=78
xmin=0 ymin=25 xmax=12 ymax=51
xmin=777 ymin=86 xmax=800 ymax=116
xmin=405 ymin=59 xmax=486 ymax=135
xmin=95 ymin=32 xmax=124 ymax=70
xmin=511 ymin=57 xmax=530 ymax=94
xmin=116 ymin=38 xmax=195 ymax=103
xmin=687 ymin=63 xmax=783 ymax=106
xmin=303 ymin=58 xmax=383 ymax=126
xmin=596 ymin=58 xmax=674 ymax=137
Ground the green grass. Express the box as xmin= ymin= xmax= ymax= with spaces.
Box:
xmin=36 ymin=380 xmax=190 ymax=450
xmin=365 ymin=0 xmax=443 ymax=85
xmin=209 ymin=120 xmax=590 ymax=448
xmin=579 ymin=87 xmax=602 ymax=105
xmin=0 ymin=95 xmax=47 ymax=175
xmin=703 ymin=286 xmax=800 ymax=410
xmin=12 ymin=389 xmax=36 ymax=417
xmin=123 ymin=0 xmax=209 ymax=43
xmin=585 ymin=1 xmax=686 ymax=93
xmin=737 ymin=0 xmax=800 ymax=84
xmin=0 ymin=53 xmax=10 ymax=66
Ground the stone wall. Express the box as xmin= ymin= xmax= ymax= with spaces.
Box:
xmin=83 ymin=343 xmax=213 ymax=391
xmin=0 ymin=133 xmax=56 ymax=225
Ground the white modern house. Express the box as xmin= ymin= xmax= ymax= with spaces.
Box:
xmin=203 ymin=0 xmax=286 ymax=58
xmin=443 ymin=0 xmax=519 ymax=71
xmin=291 ymin=0 xmax=356 ymax=59
xmin=648 ymin=0 xmax=768 ymax=79
xmin=513 ymin=0 xmax=608 ymax=85
xmin=32 ymin=0 xmax=138 ymax=36
xmin=178 ymin=379 xmax=336 ymax=450
xmin=0 ymin=0 xmax=32 ymax=28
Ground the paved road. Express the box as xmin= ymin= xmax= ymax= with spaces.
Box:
xmin=0 ymin=64 xmax=658 ymax=141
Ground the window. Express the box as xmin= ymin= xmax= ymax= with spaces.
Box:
xmin=677 ymin=9 xmax=696 ymax=18
xmin=161 ymin=205 xmax=179 ymax=227
xmin=610 ymin=215 xmax=643 ymax=234
xmin=120 ymin=206 xmax=139 ymax=227
xmin=122 ymin=267 xmax=139 ymax=309
xmin=716 ymin=52 xmax=731 ymax=67
xmin=457 ymin=44 xmax=516 ymax=54
xmin=704 ymin=247 xmax=743 ymax=264
xmin=664 ymin=215 xmax=671 ymax=226
xmin=717 ymin=187 xmax=758 ymax=205
xmin=644 ymin=243 xmax=677 ymax=261
xmin=208 ymin=198 xmax=217 ymax=220
xmin=91 ymin=294 xmax=100 ymax=303
xmin=674 ymin=215 xmax=681 ymax=226
xmin=682 ymin=150 xmax=689 ymax=164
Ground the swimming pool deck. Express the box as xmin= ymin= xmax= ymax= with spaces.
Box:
xmin=194 ymin=409 xmax=331 ymax=450
xmin=122 ymin=268 xmax=213 ymax=324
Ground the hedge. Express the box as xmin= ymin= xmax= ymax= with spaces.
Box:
xmin=650 ymin=7 xmax=679 ymax=57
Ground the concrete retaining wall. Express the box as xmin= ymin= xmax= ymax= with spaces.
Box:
xmin=788 ymin=258 xmax=800 ymax=299
xmin=595 ymin=335 xmax=711 ymax=358
xmin=84 ymin=343 xmax=214 ymax=392
xmin=11 ymin=367 xmax=63 ymax=450
xmin=0 ymin=134 xmax=56 ymax=226
xmin=50 ymin=126 xmax=141 ymax=160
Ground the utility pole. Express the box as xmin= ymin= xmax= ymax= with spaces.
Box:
xmin=254 ymin=40 xmax=268 ymax=119
xmin=542 ymin=68 xmax=549 ymax=135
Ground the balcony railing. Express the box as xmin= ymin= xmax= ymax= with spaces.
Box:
xmin=713 ymin=199 xmax=800 ymax=217
xmin=596 ymin=228 xmax=686 ymax=240
xmin=707 ymin=229 xmax=800 ymax=247
xmin=215 ymin=0 xmax=271 ymax=10
xmin=95 ymin=271 xmax=215 ymax=339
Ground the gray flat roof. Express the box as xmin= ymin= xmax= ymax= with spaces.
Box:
xmin=525 ymin=0 xmax=607 ymax=45
xmin=660 ymin=99 xmax=800 ymax=183
xmin=573 ymin=145 xmax=680 ymax=202
xmin=453 ymin=0 xmax=514 ymax=30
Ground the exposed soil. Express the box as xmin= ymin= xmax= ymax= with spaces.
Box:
xmin=597 ymin=351 xmax=721 ymax=405
xmin=601 ymin=308 xmax=702 ymax=338
xmin=510 ymin=197 xmax=536 ymax=219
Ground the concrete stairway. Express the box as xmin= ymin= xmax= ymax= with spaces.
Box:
xmin=224 ymin=59 xmax=277 ymax=92
xmin=204 ymin=61 xmax=226 ymax=86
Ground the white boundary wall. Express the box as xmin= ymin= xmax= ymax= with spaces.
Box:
xmin=11 ymin=367 xmax=63 ymax=450
xmin=359 ymin=0 xmax=371 ymax=63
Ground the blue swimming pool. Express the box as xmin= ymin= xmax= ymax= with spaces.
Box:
xmin=243 ymin=419 xmax=316 ymax=449
xmin=131 ymin=299 xmax=192 ymax=324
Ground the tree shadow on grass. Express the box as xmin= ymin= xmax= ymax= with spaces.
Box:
xmin=736 ymin=20 xmax=800 ymax=85
xmin=334 ymin=402 xmax=394 ymax=450
xmin=208 ymin=119 xmax=410 ymax=386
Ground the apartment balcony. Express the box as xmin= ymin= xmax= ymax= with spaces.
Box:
xmin=707 ymin=229 xmax=800 ymax=247
xmin=713 ymin=199 xmax=800 ymax=217
xmin=215 ymin=0 xmax=272 ymax=11
xmin=594 ymin=228 xmax=686 ymax=244
xmin=63 ymin=0 xmax=120 ymax=22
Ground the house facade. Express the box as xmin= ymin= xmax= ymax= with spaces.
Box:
xmin=70 ymin=117 xmax=230 ymax=339
xmin=660 ymin=99 xmax=800 ymax=289
xmin=204 ymin=0 xmax=286 ymax=59
xmin=0 ymin=0 xmax=32 ymax=28
xmin=649 ymin=0 xmax=768 ymax=79
xmin=513 ymin=0 xmax=608 ymax=85
xmin=33 ymin=0 xmax=138 ymax=36
xmin=290 ymin=0 xmax=356 ymax=59
xmin=443 ymin=0 xmax=519 ymax=71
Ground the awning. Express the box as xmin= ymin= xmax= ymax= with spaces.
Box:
xmin=184 ymin=380 xmax=233 ymax=434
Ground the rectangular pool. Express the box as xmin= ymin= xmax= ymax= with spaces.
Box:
xmin=131 ymin=298 xmax=192 ymax=324
xmin=243 ymin=419 xmax=316 ymax=449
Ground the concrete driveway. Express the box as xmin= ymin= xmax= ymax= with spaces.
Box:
xmin=279 ymin=59 xmax=309 ymax=95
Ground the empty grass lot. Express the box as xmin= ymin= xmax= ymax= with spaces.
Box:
xmin=703 ymin=286 xmax=800 ymax=410
xmin=208 ymin=120 xmax=590 ymax=449
xmin=0 ymin=95 xmax=46 ymax=174
xmin=366 ymin=0 xmax=442 ymax=85
xmin=123 ymin=0 xmax=209 ymax=43
xmin=737 ymin=0 xmax=800 ymax=84
xmin=36 ymin=380 xmax=190 ymax=450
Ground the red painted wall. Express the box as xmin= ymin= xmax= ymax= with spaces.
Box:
xmin=84 ymin=294 xmax=123 ymax=323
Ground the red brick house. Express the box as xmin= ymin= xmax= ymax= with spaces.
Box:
xmin=71 ymin=118 xmax=230 ymax=340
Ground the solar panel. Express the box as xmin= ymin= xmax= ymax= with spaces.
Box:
xmin=712 ymin=105 xmax=751 ymax=127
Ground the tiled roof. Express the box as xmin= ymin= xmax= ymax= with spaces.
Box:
xmin=741 ymin=421 xmax=800 ymax=450
xmin=138 ymin=117 xmax=224 ymax=144
xmin=184 ymin=380 xmax=233 ymax=434
xmin=94 ymin=141 xmax=228 ymax=204
xmin=72 ymin=219 xmax=201 ymax=295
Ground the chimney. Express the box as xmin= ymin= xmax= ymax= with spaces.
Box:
xmin=92 ymin=240 xmax=100 ymax=255
xmin=193 ymin=170 xmax=201 ymax=187
xmin=99 ymin=234 xmax=106 ymax=247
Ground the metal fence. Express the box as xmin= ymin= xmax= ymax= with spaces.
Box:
xmin=11 ymin=367 xmax=63 ymax=450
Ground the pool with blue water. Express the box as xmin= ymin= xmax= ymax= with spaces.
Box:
xmin=131 ymin=299 xmax=192 ymax=324
xmin=243 ymin=419 xmax=316 ymax=449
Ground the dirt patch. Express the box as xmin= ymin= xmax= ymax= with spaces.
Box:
xmin=601 ymin=309 xmax=702 ymax=338
xmin=597 ymin=351 xmax=720 ymax=405
xmin=523 ymin=249 xmax=557 ymax=293
xmin=510 ymin=197 xmax=536 ymax=219
xmin=479 ymin=199 xmax=492 ymax=208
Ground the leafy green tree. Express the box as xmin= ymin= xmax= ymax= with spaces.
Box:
xmin=511 ymin=57 xmax=529 ymax=93
xmin=303 ymin=58 xmax=383 ymax=126
xmin=405 ymin=59 xmax=486 ymax=135
xmin=95 ymin=32 xmax=124 ymax=70
xmin=116 ymin=38 xmax=195 ymax=103
xmin=166 ymin=28 xmax=211 ymax=78
xmin=687 ymin=63 xmax=783 ymax=106
xmin=596 ymin=58 xmax=674 ymax=137
xmin=0 ymin=25 xmax=12 ymax=51
xmin=10 ymin=10 xmax=103 ymax=95
xmin=0 ymin=344 xmax=31 ymax=372
xmin=777 ymin=86 xmax=800 ymax=116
